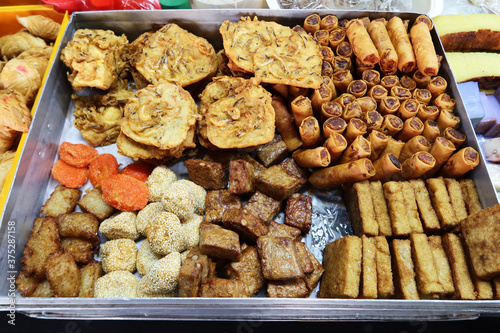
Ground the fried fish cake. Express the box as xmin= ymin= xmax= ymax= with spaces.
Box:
xmin=206 ymin=79 xmax=275 ymax=149
xmin=130 ymin=23 xmax=217 ymax=87
xmin=121 ymin=82 xmax=198 ymax=151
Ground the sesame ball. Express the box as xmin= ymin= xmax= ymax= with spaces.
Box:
xmin=137 ymin=239 xmax=163 ymax=277
xmin=182 ymin=214 xmax=203 ymax=248
xmin=146 ymin=165 xmax=177 ymax=202
xmin=136 ymin=202 xmax=164 ymax=236
xmin=100 ymin=211 xmax=139 ymax=240
xmin=94 ymin=270 xmax=138 ymax=298
xmin=100 ymin=238 xmax=138 ymax=273
xmin=136 ymin=252 xmax=181 ymax=297
xmin=147 ymin=212 xmax=187 ymax=256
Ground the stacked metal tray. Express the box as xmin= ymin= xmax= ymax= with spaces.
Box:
xmin=0 ymin=9 xmax=499 ymax=321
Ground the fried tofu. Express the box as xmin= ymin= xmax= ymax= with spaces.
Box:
xmin=409 ymin=179 xmax=441 ymax=233
xmin=77 ymin=187 xmax=115 ymax=221
xmin=79 ymin=261 xmax=103 ymax=298
xmin=57 ymin=212 xmax=99 ymax=243
xmin=40 ymin=185 xmax=81 ymax=217
xmin=370 ymin=181 xmax=392 ymax=237
xmin=243 ymin=191 xmax=282 ymax=226
xmin=344 ymin=181 xmax=379 ymax=236
xmin=391 ymin=239 xmax=419 ymax=300
xmin=267 ymin=279 xmax=309 ymax=298
xmin=319 ymin=235 xmax=362 ymax=298
xmin=256 ymin=158 xmax=308 ymax=200
xmin=401 ymin=182 xmax=424 ymax=233
xmin=427 ymin=235 xmax=455 ymax=295
xmin=228 ymin=159 xmax=256 ymax=195
xmin=60 ymin=237 xmax=99 ymax=264
xmin=410 ymin=233 xmax=443 ymax=296
xmin=285 ymin=193 xmax=312 ymax=234
xmin=374 ymin=236 xmax=394 ymax=298
xmin=383 ymin=182 xmax=412 ymax=237
xmin=442 ymin=233 xmax=476 ymax=300
xmin=184 ymin=159 xmax=227 ymax=190
xmin=257 ymin=236 xmax=305 ymax=281
xmin=21 ymin=216 xmax=60 ymax=279
xmin=199 ymin=278 xmax=248 ymax=297
xmin=459 ymin=178 xmax=483 ymax=215
xmin=444 ymin=178 xmax=468 ymax=221
xmin=256 ymin=134 xmax=288 ymax=167
xmin=267 ymin=221 xmax=302 ymax=240
xmin=222 ymin=207 xmax=269 ymax=243
xmin=426 ymin=178 xmax=458 ymax=230
xmin=179 ymin=247 xmax=211 ymax=297
xmin=199 ymin=223 xmax=241 ymax=261
xmin=361 ymin=235 xmax=378 ymax=299
xmin=45 ymin=251 xmax=80 ymax=297
xmin=460 ymin=203 xmax=500 ymax=279
xmin=225 ymin=246 xmax=265 ymax=297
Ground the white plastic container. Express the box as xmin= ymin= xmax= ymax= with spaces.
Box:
xmin=194 ymin=0 xmax=268 ymax=8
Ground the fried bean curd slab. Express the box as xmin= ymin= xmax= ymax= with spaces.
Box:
xmin=60 ymin=29 xmax=129 ymax=91
xmin=130 ymin=23 xmax=217 ymax=87
xmin=220 ymin=17 xmax=323 ymax=89
xmin=206 ymin=79 xmax=275 ymax=149
xmin=121 ymin=81 xmax=198 ymax=151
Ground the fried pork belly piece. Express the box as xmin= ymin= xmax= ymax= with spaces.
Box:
xmin=77 ymin=187 xmax=115 ymax=221
xmin=137 ymin=252 xmax=181 ymax=297
xmin=255 ymin=158 xmax=308 ymax=201
xmin=100 ymin=238 xmax=137 ymax=273
xmin=94 ymin=270 xmax=138 ymax=298
xmin=79 ymin=261 xmax=103 ymax=298
xmin=130 ymin=23 xmax=217 ymax=87
xmin=99 ymin=211 xmax=139 ymax=240
xmin=145 ymin=165 xmax=177 ymax=202
xmin=45 ymin=251 xmax=80 ymax=297
xmin=256 ymin=134 xmax=289 ymax=167
xmin=40 ymin=185 xmax=81 ymax=217
xmin=147 ymin=212 xmax=187 ymax=256
xmin=60 ymin=29 xmax=128 ymax=91
xmin=220 ymin=17 xmax=322 ymax=89
xmin=137 ymin=239 xmax=164 ymax=277
xmin=206 ymin=79 xmax=275 ymax=149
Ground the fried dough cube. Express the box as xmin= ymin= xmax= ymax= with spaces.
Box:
xmin=199 ymin=223 xmax=241 ymax=261
xmin=16 ymin=271 xmax=42 ymax=297
xmin=136 ymin=239 xmax=163 ymax=277
xmin=184 ymin=158 xmax=227 ymax=190
xmin=442 ymin=233 xmax=476 ymax=300
xmin=267 ymin=279 xmax=309 ymax=298
xmin=147 ymin=212 xmax=187 ymax=255
xmin=285 ymin=193 xmax=312 ymax=234
xmin=402 ymin=182 xmax=424 ymax=233
xmin=225 ymin=246 xmax=265 ymax=297
xmin=410 ymin=233 xmax=443 ymax=296
xmin=40 ymin=185 xmax=81 ymax=217
xmin=267 ymin=221 xmax=301 ymax=240
xmin=361 ymin=235 xmax=378 ymax=299
xmin=319 ymin=235 xmax=362 ymax=298
xmin=391 ymin=239 xmax=419 ymax=300
xmin=345 ymin=181 xmax=379 ymax=237
xmin=57 ymin=212 xmax=99 ymax=242
xmin=409 ymin=179 xmax=441 ymax=233
xmin=31 ymin=280 xmax=54 ymax=297
xmin=199 ymin=278 xmax=248 ymax=297
xmin=45 ymin=251 xmax=80 ymax=297
xmin=205 ymin=190 xmax=241 ymax=225
xmin=257 ymin=236 xmax=304 ymax=281
xmin=21 ymin=216 xmax=60 ymax=279
xmin=60 ymin=237 xmax=98 ymax=264
xmin=426 ymin=178 xmax=458 ymax=230
xmin=222 ymin=207 xmax=269 ymax=243
xmin=256 ymin=134 xmax=289 ymax=167
xmin=77 ymin=187 xmax=115 ymax=221
xmin=136 ymin=202 xmax=164 ymax=236
xmin=240 ymin=153 xmax=267 ymax=176
xmin=459 ymin=178 xmax=482 ymax=215
xmin=383 ymin=182 xmax=412 ymax=237
xmin=179 ymin=247 xmax=211 ymax=297
xmin=294 ymin=241 xmax=315 ymax=275
xmin=473 ymin=276 xmax=494 ymax=300
xmin=99 ymin=211 xmax=139 ymax=240
xmin=228 ymin=159 xmax=256 ymax=195
xmin=100 ymin=239 xmax=137 ymax=273
xmin=370 ymin=181 xmax=392 ymax=237
xmin=427 ymin=235 xmax=455 ymax=295
xmin=145 ymin=165 xmax=177 ymax=202
xmin=460 ymin=203 xmax=500 ymax=279
xmin=374 ymin=236 xmax=394 ymax=298
xmin=137 ymin=252 xmax=181 ymax=297
xmin=79 ymin=261 xmax=103 ymax=298
xmin=255 ymin=158 xmax=308 ymax=200
xmin=94 ymin=270 xmax=138 ymax=298
xmin=244 ymin=191 xmax=282 ymax=226
xmin=444 ymin=178 xmax=468 ymax=221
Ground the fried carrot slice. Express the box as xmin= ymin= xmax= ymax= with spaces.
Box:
xmin=59 ymin=141 xmax=98 ymax=168
xmin=101 ymin=174 xmax=149 ymax=211
xmin=88 ymin=153 xmax=119 ymax=187
xmin=120 ymin=161 xmax=155 ymax=182
xmin=51 ymin=160 xmax=88 ymax=189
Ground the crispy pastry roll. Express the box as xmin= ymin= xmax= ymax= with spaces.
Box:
xmin=321 ymin=101 xmax=343 ymax=122
xmin=380 ymin=114 xmax=404 ymax=136
xmin=272 ymin=83 xmax=289 ymax=99
xmin=367 ymin=20 xmax=399 ymax=74
xmin=427 ymin=76 xmax=447 ymax=99
xmin=433 ymin=93 xmax=456 ymax=110
xmin=342 ymin=100 xmax=363 ymax=121
xmin=347 ymin=79 xmax=368 ymax=98
xmin=371 ymin=153 xmax=402 ymax=182
xmin=271 ymin=96 xmax=303 ymax=151
xmin=324 ymin=132 xmax=347 ymax=163
xmin=289 ymin=86 xmax=309 ymax=101
xmin=400 ymin=151 xmax=435 ymax=179
xmin=332 ymin=56 xmax=352 ymax=72
xmin=368 ymin=85 xmax=388 ymax=103
xmin=339 ymin=135 xmax=371 ymax=164
xmin=386 ymin=16 xmax=417 ymax=74
xmin=309 ymin=158 xmax=375 ymax=189
xmin=361 ymin=69 xmax=381 ymax=88
xmin=345 ymin=19 xmax=380 ymax=66
xmin=390 ymin=86 xmax=412 ymax=100
xmin=321 ymin=61 xmax=334 ymax=78
xmin=321 ymin=15 xmax=339 ymax=32
xmin=364 ymin=110 xmax=384 ymax=132
xmin=311 ymin=84 xmax=334 ymax=114
xmin=320 ymin=45 xmax=335 ymax=63
xmin=440 ymin=147 xmax=480 ymax=178
xmin=331 ymin=70 xmax=353 ymax=93
xmin=398 ymin=135 xmax=431 ymax=163
xmin=315 ymin=30 xmax=331 ymax=46
xmin=292 ymin=147 xmax=331 ymax=168
xmin=397 ymin=98 xmax=420 ymax=120
xmin=329 ymin=27 xmax=346 ymax=49
xmin=410 ymin=22 xmax=439 ymax=77
xmin=412 ymin=88 xmax=432 ymax=105
xmin=414 ymin=15 xmax=434 ymax=30
xmin=400 ymin=75 xmax=417 ymax=92
xmin=336 ymin=41 xmax=354 ymax=58
xmin=335 ymin=93 xmax=356 ymax=108
xmin=396 ymin=116 xmax=424 ymax=142
xmin=441 ymin=127 xmax=466 ymax=148
xmin=323 ymin=116 xmax=347 ymax=137
xmin=358 ymin=97 xmax=378 ymax=113
xmin=412 ymin=69 xmax=431 ymax=89
xmin=437 ymin=110 xmax=461 ymax=132
xmin=417 ymin=105 xmax=440 ymax=122
xmin=338 ymin=18 xmax=349 ymax=28
xmin=427 ymin=139 xmax=456 ymax=178
xmin=291 ymin=96 xmax=314 ymax=129
xmin=367 ymin=130 xmax=388 ymax=160
xmin=422 ymin=119 xmax=440 ymax=143
xmin=304 ymin=14 xmax=321 ymax=34
xmin=344 ymin=118 xmax=367 ymax=145
xmin=379 ymin=137 xmax=405 ymax=160
xmin=299 ymin=116 xmax=322 ymax=149
xmin=380 ymin=75 xmax=400 ymax=90
xmin=355 ymin=58 xmax=376 ymax=77
xmin=323 ymin=76 xmax=337 ymax=95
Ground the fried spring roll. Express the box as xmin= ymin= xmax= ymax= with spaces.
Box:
xmin=323 ymin=116 xmax=347 ymax=137
xmin=367 ymin=130 xmax=388 ymax=160
xmin=440 ymin=147 xmax=480 ymax=178
xmin=358 ymin=96 xmax=378 ymax=113
xmin=322 ymin=60 xmax=334 ymax=78
xmin=422 ymin=119 xmax=441 ymax=143
xmin=329 ymin=27 xmax=347 ymax=49
xmin=398 ymin=135 xmax=431 ymax=163
xmin=342 ymin=100 xmax=363 ymax=121
xmin=292 ymin=147 xmax=331 ymax=168
xmin=339 ymin=135 xmax=371 ymax=164
xmin=336 ymin=41 xmax=354 ymax=58
xmin=320 ymin=46 xmax=335 ymax=63
xmin=441 ymin=127 xmax=466 ymax=148
xmin=321 ymin=14 xmax=339 ymax=32
xmin=390 ymin=86 xmax=412 ymax=100
xmin=311 ymin=84 xmax=334 ymax=115
xmin=434 ymin=93 xmax=456 ymax=110
xmin=379 ymin=137 xmax=405 ymax=159
xmin=331 ymin=70 xmax=353 ymax=93
xmin=371 ymin=153 xmax=402 ymax=182
xmin=291 ymin=96 xmax=314 ymax=129
xmin=344 ymin=118 xmax=367 ymax=145
xmin=272 ymin=83 xmax=289 ymax=99
xmin=413 ymin=88 xmax=432 ymax=105
xmin=396 ymin=116 xmax=424 ymax=142
xmin=437 ymin=110 xmax=461 ymax=132
xmin=271 ymin=96 xmax=303 ymax=151
xmin=417 ymin=105 xmax=440 ymax=122
xmin=324 ymin=132 xmax=348 ymax=163
xmin=386 ymin=16 xmax=417 ymax=74
xmin=304 ymin=14 xmax=321 ymax=34
xmin=364 ymin=110 xmax=384 ymax=132
xmin=335 ymin=93 xmax=356 ymax=108
xmin=315 ymin=29 xmax=330 ymax=46
xmin=299 ymin=116 xmax=322 ymax=149
xmin=321 ymin=101 xmax=343 ymax=123
xmin=400 ymin=75 xmax=417 ymax=92
xmin=413 ymin=69 xmax=431 ymax=89
xmin=347 ymin=79 xmax=368 ymax=98
xmin=427 ymin=76 xmax=448 ymax=99
xmin=345 ymin=19 xmax=380 ymax=66
xmin=361 ymin=69 xmax=381 ymax=89
xmin=338 ymin=18 xmax=349 ymax=28
xmin=400 ymin=151 xmax=436 ymax=179
xmin=355 ymin=57 xmax=376 ymax=77
xmin=397 ymin=98 xmax=420 ymax=120
xmin=410 ymin=22 xmax=439 ymax=77
xmin=367 ymin=20 xmax=399 ymax=74
xmin=426 ymin=136 xmax=456 ymax=176
xmin=380 ymin=114 xmax=404 ymax=136
xmin=380 ymin=75 xmax=400 ymax=90
xmin=323 ymin=76 xmax=337 ymax=95
xmin=332 ymin=56 xmax=352 ymax=72
xmin=309 ymin=158 xmax=375 ymax=189
xmin=414 ymin=14 xmax=434 ymax=30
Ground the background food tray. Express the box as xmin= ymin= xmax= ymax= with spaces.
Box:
xmin=0 ymin=9 xmax=499 ymax=321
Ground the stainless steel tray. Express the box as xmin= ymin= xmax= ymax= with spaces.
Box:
xmin=1 ymin=9 xmax=499 ymax=321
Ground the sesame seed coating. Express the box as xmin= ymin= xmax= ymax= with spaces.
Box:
xmin=161 ymin=181 xmax=196 ymax=221
xmin=147 ymin=212 xmax=187 ymax=256
xmin=137 ymin=239 xmax=164 ymax=277
xmin=100 ymin=238 xmax=138 ymax=273
xmin=175 ymin=179 xmax=207 ymax=214
xmin=100 ymin=211 xmax=139 ymax=240
xmin=94 ymin=270 xmax=138 ymax=298
xmin=182 ymin=214 xmax=203 ymax=248
xmin=146 ymin=165 xmax=177 ymax=202
xmin=136 ymin=202 xmax=164 ymax=236
xmin=136 ymin=252 xmax=181 ymax=297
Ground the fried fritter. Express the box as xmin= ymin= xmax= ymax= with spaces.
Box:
xmin=45 ymin=251 xmax=80 ymax=297
xmin=130 ymin=23 xmax=217 ymax=87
